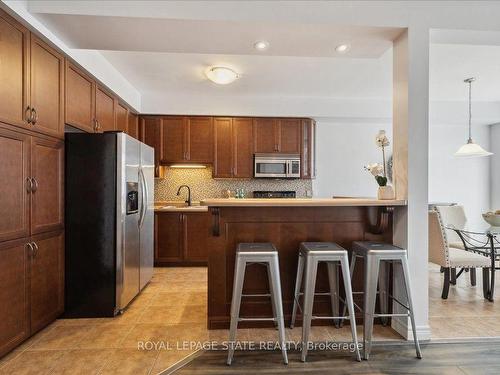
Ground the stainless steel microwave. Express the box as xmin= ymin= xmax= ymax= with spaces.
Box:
xmin=254 ymin=154 xmax=301 ymax=178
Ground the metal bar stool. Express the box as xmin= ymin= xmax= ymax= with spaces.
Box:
xmin=227 ymin=243 xmax=288 ymax=365
xmin=290 ymin=242 xmax=361 ymax=362
xmin=346 ymin=241 xmax=422 ymax=360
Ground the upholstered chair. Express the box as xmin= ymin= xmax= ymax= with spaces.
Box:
xmin=429 ymin=208 xmax=490 ymax=299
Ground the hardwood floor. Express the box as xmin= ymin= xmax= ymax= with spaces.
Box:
xmin=174 ymin=341 xmax=500 ymax=374
xmin=429 ymin=263 xmax=500 ymax=339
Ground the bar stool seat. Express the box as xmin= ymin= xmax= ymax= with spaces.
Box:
xmin=347 ymin=241 xmax=422 ymax=360
xmin=290 ymin=242 xmax=361 ymax=362
xmin=227 ymin=243 xmax=288 ymax=365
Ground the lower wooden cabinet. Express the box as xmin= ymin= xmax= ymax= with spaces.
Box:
xmin=29 ymin=231 xmax=64 ymax=334
xmin=0 ymin=230 xmax=63 ymax=357
xmin=155 ymin=211 xmax=210 ymax=266
xmin=0 ymin=238 xmax=29 ymax=357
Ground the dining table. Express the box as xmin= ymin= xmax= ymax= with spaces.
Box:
xmin=447 ymin=224 xmax=500 ymax=301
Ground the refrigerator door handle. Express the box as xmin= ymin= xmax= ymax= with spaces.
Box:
xmin=138 ymin=168 xmax=147 ymax=228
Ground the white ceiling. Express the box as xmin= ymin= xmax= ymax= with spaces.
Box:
xmin=24 ymin=0 xmax=500 ymax=107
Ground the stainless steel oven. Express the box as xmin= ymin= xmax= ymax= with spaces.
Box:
xmin=254 ymin=153 xmax=301 ymax=178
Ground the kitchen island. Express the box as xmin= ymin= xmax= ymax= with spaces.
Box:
xmin=200 ymin=198 xmax=406 ymax=329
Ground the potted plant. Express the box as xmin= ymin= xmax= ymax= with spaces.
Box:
xmin=365 ymin=130 xmax=395 ymax=200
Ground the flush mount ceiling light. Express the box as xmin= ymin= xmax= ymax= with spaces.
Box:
xmin=454 ymin=77 xmax=493 ymax=157
xmin=205 ymin=66 xmax=239 ymax=85
xmin=335 ymin=44 xmax=350 ymax=54
xmin=254 ymin=40 xmax=269 ymax=51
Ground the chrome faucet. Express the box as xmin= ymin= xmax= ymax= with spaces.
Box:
xmin=176 ymin=185 xmax=192 ymax=206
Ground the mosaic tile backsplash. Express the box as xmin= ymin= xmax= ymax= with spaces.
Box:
xmin=154 ymin=166 xmax=313 ymax=201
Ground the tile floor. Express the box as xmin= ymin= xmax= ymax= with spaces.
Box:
xmin=429 ymin=262 xmax=500 ymax=339
xmin=0 ymin=267 xmax=402 ymax=374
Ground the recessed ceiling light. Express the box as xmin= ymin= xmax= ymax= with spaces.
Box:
xmin=335 ymin=44 xmax=350 ymax=54
xmin=205 ymin=66 xmax=239 ymax=85
xmin=254 ymin=40 xmax=269 ymax=51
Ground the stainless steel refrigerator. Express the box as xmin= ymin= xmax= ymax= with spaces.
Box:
xmin=64 ymin=132 xmax=154 ymax=317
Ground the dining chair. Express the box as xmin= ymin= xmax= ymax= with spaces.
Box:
xmin=429 ymin=207 xmax=490 ymax=299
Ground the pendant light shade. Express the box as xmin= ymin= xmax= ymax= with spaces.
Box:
xmin=454 ymin=77 xmax=493 ymax=157
xmin=454 ymin=140 xmax=493 ymax=157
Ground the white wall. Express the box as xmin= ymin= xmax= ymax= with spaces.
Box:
xmin=491 ymin=124 xmax=500 ymax=210
xmin=313 ymin=113 xmax=494 ymax=229
xmin=313 ymin=121 xmax=392 ymax=198
xmin=429 ymin=123 xmax=491 ymax=228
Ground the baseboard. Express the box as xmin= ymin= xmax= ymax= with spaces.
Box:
xmin=392 ymin=317 xmax=431 ymax=341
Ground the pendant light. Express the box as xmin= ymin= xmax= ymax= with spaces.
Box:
xmin=454 ymin=77 xmax=493 ymax=157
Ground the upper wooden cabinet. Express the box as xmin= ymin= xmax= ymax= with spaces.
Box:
xmin=161 ymin=116 xmax=213 ymax=164
xmin=186 ymin=117 xmax=213 ymax=163
xmin=213 ymin=117 xmax=253 ymax=178
xmin=95 ymin=86 xmax=115 ymax=132
xmin=0 ymin=13 xmax=29 ymax=129
xmin=127 ymin=112 xmax=139 ymax=139
xmin=0 ymin=11 xmax=64 ymax=138
xmin=115 ymin=102 xmax=128 ymax=133
xmin=213 ymin=118 xmax=233 ymax=178
xmin=65 ymin=62 xmax=95 ymax=132
xmin=140 ymin=117 xmax=163 ymax=177
xmin=301 ymin=119 xmax=316 ymax=179
xmin=254 ymin=118 xmax=301 ymax=154
xmin=29 ymin=35 xmax=64 ymax=138
xmin=162 ymin=117 xmax=185 ymax=163
xmin=253 ymin=118 xmax=277 ymax=153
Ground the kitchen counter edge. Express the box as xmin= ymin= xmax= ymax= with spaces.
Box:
xmin=199 ymin=198 xmax=407 ymax=207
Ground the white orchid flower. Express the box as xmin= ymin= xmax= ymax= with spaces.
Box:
xmin=364 ymin=163 xmax=384 ymax=176
xmin=375 ymin=130 xmax=390 ymax=148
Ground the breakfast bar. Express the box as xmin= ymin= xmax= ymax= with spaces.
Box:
xmin=200 ymin=198 xmax=406 ymax=329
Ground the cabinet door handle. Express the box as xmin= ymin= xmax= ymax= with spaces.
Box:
xmin=26 ymin=177 xmax=33 ymax=193
xmin=25 ymin=106 xmax=32 ymax=124
xmin=31 ymin=242 xmax=39 ymax=257
xmin=31 ymin=177 xmax=38 ymax=193
xmin=93 ymin=119 xmax=97 ymax=132
xmin=26 ymin=242 xmax=34 ymax=257
xmin=31 ymin=108 xmax=38 ymax=125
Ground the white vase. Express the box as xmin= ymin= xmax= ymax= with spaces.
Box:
xmin=377 ymin=185 xmax=395 ymax=200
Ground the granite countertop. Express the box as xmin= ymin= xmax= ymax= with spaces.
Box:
xmin=199 ymin=198 xmax=407 ymax=207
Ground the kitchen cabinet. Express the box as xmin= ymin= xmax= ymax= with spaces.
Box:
xmin=155 ymin=211 xmax=210 ymax=265
xmin=187 ymin=117 xmax=213 ymax=163
xmin=0 ymin=127 xmax=63 ymax=242
xmin=30 ymin=137 xmax=64 ymax=235
xmin=127 ymin=112 xmax=139 ymax=139
xmin=254 ymin=118 xmax=301 ymax=154
xmin=29 ymin=231 xmax=64 ymax=333
xmin=278 ymin=118 xmax=301 ymax=153
xmin=0 ymin=230 xmax=63 ymax=356
xmin=213 ymin=118 xmax=233 ymax=178
xmin=95 ymin=86 xmax=115 ymax=132
xmin=29 ymin=35 xmax=64 ymax=138
xmin=161 ymin=117 xmax=185 ymax=162
xmin=0 ymin=12 xmax=29 ymax=129
xmin=65 ymin=61 xmax=95 ymax=132
xmin=0 ymin=11 xmax=63 ymax=138
xmin=253 ymin=118 xmax=277 ymax=153
xmin=140 ymin=116 xmax=163 ymax=177
xmin=155 ymin=212 xmax=183 ymax=264
xmin=0 ymin=127 xmax=31 ymax=243
xmin=0 ymin=238 xmax=29 ymax=357
xmin=301 ymin=119 xmax=316 ymax=179
xmin=116 ymin=101 xmax=128 ymax=133
xmin=213 ymin=117 xmax=253 ymax=178
xmin=161 ymin=116 xmax=213 ymax=164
